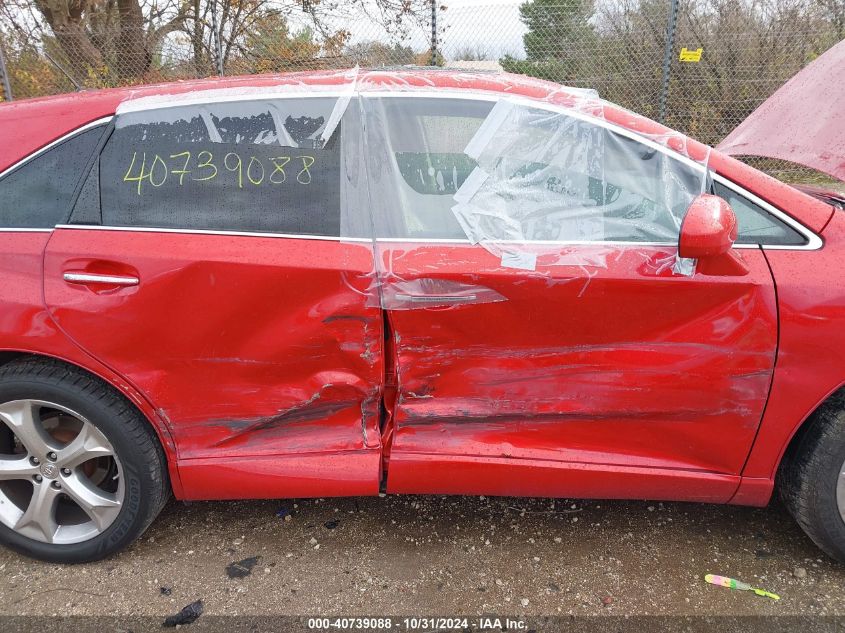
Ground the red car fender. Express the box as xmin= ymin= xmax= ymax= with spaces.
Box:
xmin=0 ymin=231 xmax=183 ymax=497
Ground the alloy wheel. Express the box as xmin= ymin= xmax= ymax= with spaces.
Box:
xmin=0 ymin=399 xmax=124 ymax=545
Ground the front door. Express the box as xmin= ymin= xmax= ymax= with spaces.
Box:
xmin=363 ymin=95 xmax=778 ymax=502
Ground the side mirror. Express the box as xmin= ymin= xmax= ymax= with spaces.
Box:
xmin=678 ymin=194 xmax=738 ymax=259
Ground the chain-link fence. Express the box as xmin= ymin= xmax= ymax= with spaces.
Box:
xmin=0 ymin=0 xmax=843 ymax=184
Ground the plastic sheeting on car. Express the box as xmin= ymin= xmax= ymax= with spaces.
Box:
xmin=452 ymin=99 xmax=707 ymax=267
xmin=114 ymin=68 xmax=712 ymax=310
xmin=354 ymin=84 xmax=709 ymax=309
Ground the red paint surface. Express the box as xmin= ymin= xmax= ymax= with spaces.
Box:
xmin=679 ymin=194 xmax=738 ymax=259
xmin=381 ymin=242 xmax=777 ymax=499
xmin=43 ymin=229 xmax=383 ymax=496
xmin=741 ymin=213 xmax=845 ymax=481
xmin=0 ymin=69 xmax=840 ymax=505
xmin=386 ymin=454 xmax=741 ymax=503
xmin=0 ymin=232 xmax=186 ymax=496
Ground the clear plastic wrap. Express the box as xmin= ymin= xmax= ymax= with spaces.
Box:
xmin=116 ymin=70 xmax=712 ymax=305
xmin=355 ymin=87 xmax=709 ymax=309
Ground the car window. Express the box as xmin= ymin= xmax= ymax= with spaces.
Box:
xmin=365 ymin=97 xmax=703 ymax=243
xmin=0 ymin=126 xmax=105 ymax=229
xmin=362 ymin=97 xmax=492 ymax=239
xmin=712 ymin=181 xmax=807 ymax=246
xmin=97 ymin=98 xmax=345 ymax=236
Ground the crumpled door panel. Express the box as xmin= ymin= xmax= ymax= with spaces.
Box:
xmin=381 ymin=241 xmax=777 ymax=489
xmin=44 ymin=229 xmax=383 ymax=498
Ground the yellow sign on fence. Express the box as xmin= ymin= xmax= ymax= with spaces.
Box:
xmin=679 ymin=47 xmax=703 ymax=62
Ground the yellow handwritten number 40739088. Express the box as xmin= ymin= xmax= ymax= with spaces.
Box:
xmin=122 ymin=150 xmax=316 ymax=195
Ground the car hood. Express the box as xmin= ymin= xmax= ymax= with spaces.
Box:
xmin=717 ymin=38 xmax=845 ymax=182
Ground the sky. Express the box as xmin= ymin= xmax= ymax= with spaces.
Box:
xmin=325 ymin=0 xmax=528 ymax=61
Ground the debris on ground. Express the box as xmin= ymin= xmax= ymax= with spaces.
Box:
xmin=793 ymin=567 xmax=807 ymax=579
xmin=276 ymin=507 xmax=292 ymax=520
xmin=163 ymin=600 xmax=203 ymax=627
xmin=4 ymin=497 xmax=843 ymax=618
xmin=705 ymin=574 xmax=780 ymax=600
xmin=226 ymin=556 xmax=261 ymax=579
xmin=324 ymin=520 xmax=340 ymax=530
xmin=159 ymin=586 xmax=172 ymax=596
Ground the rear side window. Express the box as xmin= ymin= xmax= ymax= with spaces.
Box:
xmin=713 ymin=181 xmax=807 ymax=246
xmin=0 ymin=126 xmax=104 ymax=228
xmin=98 ymin=98 xmax=344 ymax=236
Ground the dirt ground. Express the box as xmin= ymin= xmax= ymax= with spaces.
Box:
xmin=2 ymin=494 xmax=844 ymax=627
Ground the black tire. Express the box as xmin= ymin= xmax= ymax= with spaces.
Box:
xmin=0 ymin=357 xmax=169 ymax=563
xmin=778 ymin=392 xmax=845 ymax=563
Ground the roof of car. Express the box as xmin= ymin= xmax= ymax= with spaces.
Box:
xmin=0 ymin=68 xmax=684 ymax=172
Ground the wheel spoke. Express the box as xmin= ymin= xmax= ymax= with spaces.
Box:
xmin=14 ymin=481 xmax=60 ymax=543
xmin=0 ymin=456 xmax=39 ymax=480
xmin=57 ymin=422 xmax=114 ymax=469
xmin=0 ymin=400 xmax=55 ymax=458
xmin=62 ymin=472 xmax=121 ymax=530
xmin=0 ymin=398 xmax=125 ymax=545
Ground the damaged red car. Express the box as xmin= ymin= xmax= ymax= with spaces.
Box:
xmin=1 ymin=66 xmax=845 ymax=564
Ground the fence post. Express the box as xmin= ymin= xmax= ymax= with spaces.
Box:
xmin=0 ymin=42 xmax=12 ymax=102
xmin=658 ymin=0 xmax=679 ymax=124
xmin=429 ymin=0 xmax=438 ymax=66
xmin=210 ymin=0 xmax=224 ymax=76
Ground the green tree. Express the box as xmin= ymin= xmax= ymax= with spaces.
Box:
xmin=345 ymin=41 xmax=416 ymax=67
xmin=501 ymin=0 xmax=597 ymax=83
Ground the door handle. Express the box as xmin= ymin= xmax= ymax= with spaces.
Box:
xmin=63 ymin=272 xmax=139 ymax=287
xmin=394 ymin=293 xmax=477 ymax=303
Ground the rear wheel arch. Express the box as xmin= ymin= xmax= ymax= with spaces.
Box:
xmin=0 ymin=351 xmax=177 ymax=471
xmin=0 ymin=354 xmax=173 ymax=561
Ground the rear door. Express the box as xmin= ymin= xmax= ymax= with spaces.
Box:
xmin=364 ymin=95 xmax=779 ymax=502
xmin=43 ymin=94 xmax=383 ymax=499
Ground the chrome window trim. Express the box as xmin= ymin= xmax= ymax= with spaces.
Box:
xmin=5 ymin=92 xmax=814 ymax=252
xmin=54 ymin=224 xmax=373 ymax=243
xmin=0 ymin=117 xmax=113 ymax=182
xmin=51 ymin=224 xmax=819 ymax=253
xmin=47 ymin=224 xmax=736 ymax=250
xmin=116 ymin=90 xmax=351 ymax=114
xmin=0 ymin=228 xmax=54 ymax=233
xmin=55 ymin=224 xmax=682 ymax=247
xmin=55 ymin=223 xmax=682 ymax=248
xmin=711 ymin=173 xmax=823 ymax=251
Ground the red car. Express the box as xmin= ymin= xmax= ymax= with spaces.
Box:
xmin=0 ymin=68 xmax=844 ymax=564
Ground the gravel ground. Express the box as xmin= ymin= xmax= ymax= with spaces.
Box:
xmin=1 ymin=495 xmax=844 ymax=625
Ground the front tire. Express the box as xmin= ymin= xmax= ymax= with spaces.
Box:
xmin=0 ymin=358 xmax=169 ymax=563
xmin=779 ymin=392 xmax=845 ymax=563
